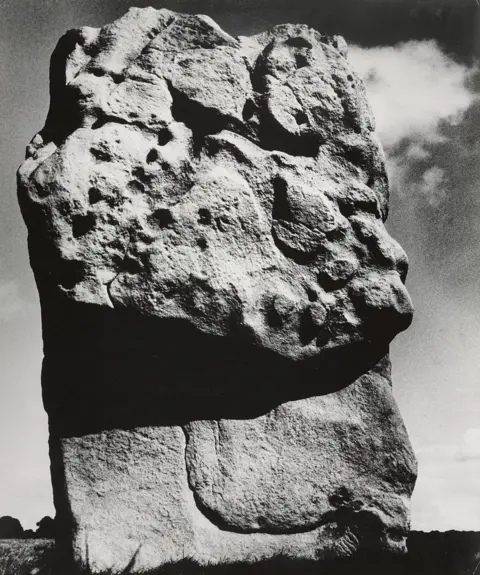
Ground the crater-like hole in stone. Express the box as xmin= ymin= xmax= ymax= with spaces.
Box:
xmin=347 ymin=74 xmax=354 ymax=82
xmin=299 ymin=309 xmax=318 ymax=345
xmin=242 ymin=99 xmax=256 ymax=121
xmin=127 ymin=180 xmax=145 ymax=194
xmin=338 ymin=201 xmax=355 ymax=218
xmin=72 ymin=213 xmax=96 ymax=238
xmin=272 ymin=177 xmax=291 ymax=221
xmin=198 ymin=208 xmax=212 ymax=225
xmin=124 ymin=258 xmax=143 ymax=274
xmin=367 ymin=176 xmax=375 ymax=189
xmin=111 ymin=73 xmax=125 ymax=84
xmin=146 ymin=149 xmax=159 ymax=163
xmin=285 ymin=36 xmax=312 ymax=49
xmin=88 ymin=187 xmax=102 ymax=204
xmin=266 ymin=304 xmax=283 ymax=328
xmin=295 ymin=53 xmax=309 ymax=69
xmin=318 ymin=269 xmax=350 ymax=293
xmin=345 ymin=147 xmax=365 ymax=167
xmin=333 ymin=86 xmax=343 ymax=99
xmin=158 ymin=128 xmax=173 ymax=146
xmin=91 ymin=68 xmax=105 ymax=77
xmin=306 ymin=288 xmax=318 ymax=302
xmin=132 ymin=167 xmax=146 ymax=181
xmin=197 ymin=238 xmax=208 ymax=250
xmin=151 ymin=208 xmax=174 ymax=228
xmin=58 ymin=260 xmax=85 ymax=290
xmin=90 ymin=148 xmax=111 ymax=162
xmin=295 ymin=111 xmax=309 ymax=126
xmin=33 ymin=182 xmax=49 ymax=199
xmin=343 ymin=113 xmax=359 ymax=134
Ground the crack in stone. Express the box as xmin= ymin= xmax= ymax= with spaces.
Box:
xmin=91 ymin=112 xmax=166 ymax=134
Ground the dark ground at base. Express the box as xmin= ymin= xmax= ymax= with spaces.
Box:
xmin=1 ymin=532 xmax=479 ymax=575
xmin=0 ymin=539 xmax=54 ymax=574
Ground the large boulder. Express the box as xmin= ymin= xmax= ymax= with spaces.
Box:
xmin=18 ymin=8 xmax=416 ymax=573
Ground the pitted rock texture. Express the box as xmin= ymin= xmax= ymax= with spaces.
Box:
xmin=18 ymin=8 xmax=417 ymax=573
xmin=18 ymin=7 xmax=413 ymax=364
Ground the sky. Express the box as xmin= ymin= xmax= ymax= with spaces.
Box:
xmin=0 ymin=0 xmax=479 ymax=532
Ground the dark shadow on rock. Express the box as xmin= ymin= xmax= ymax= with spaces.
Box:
xmin=25 ymin=532 xmax=480 ymax=575
xmin=39 ymin=296 xmax=390 ymax=438
xmin=43 ymin=554 xmax=407 ymax=575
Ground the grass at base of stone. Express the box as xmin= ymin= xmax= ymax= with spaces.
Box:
xmin=3 ymin=533 xmax=480 ymax=575
xmin=43 ymin=552 xmax=409 ymax=575
xmin=0 ymin=540 xmax=54 ymax=575
xmin=3 ymin=541 xmax=398 ymax=575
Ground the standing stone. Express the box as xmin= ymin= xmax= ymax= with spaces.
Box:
xmin=18 ymin=8 xmax=416 ymax=573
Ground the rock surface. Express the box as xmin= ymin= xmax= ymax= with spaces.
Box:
xmin=18 ymin=7 xmax=416 ymax=573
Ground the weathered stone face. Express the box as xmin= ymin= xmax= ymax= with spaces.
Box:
xmin=18 ymin=7 xmax=412 ymax=361
xmin=18 ymin=7 xmax=416 ymax=573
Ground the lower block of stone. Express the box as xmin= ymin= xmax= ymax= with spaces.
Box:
xmin=50 ymin=360 xmax=415 ymax=573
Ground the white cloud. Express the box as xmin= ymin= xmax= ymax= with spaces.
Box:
xmin=419 ymin=166 xmax=447 ymax=205
xmin=350 ymin=40 xmax=478 ymax=210
xmin=349 ymin=40 xmax=477 ymax=150
xmin=404 ymin=143 xmax=431 ymax=161
xmin=389 ymin=159 xmax=447 ymax=205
